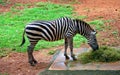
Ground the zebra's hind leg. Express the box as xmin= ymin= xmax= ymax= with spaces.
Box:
xmin=64 ymin=38 xmax=69 ymax=60
xmin=27 ymin=43 xmax=38 ymax=66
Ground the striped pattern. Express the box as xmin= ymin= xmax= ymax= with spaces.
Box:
xmin=20 ymin=17 xmax=98 ymax=66
xmin=25 ymin=17 xmax=94 ymax=44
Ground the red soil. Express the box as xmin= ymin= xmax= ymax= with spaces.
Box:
xmin=0 ymin=0 xmax=120 ymax=75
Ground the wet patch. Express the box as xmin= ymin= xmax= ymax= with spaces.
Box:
xmin=49 ymin=48 xmax=120 ymax=70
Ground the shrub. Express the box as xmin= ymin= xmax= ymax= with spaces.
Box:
xmin=78 ymin=46 xmax=120 ymax=64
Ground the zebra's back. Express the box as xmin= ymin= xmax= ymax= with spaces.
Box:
xmin=25 ymin=21 xmax=56 ymax=41
xmin=25 ymin=17 xmax=72 ymax=42
xmin=26 ymin=17 xmax=75 ymax=41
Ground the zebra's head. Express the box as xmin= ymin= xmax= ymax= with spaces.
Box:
xmin=74 ymin=19 xmax=99 ymax=51
xmin=88 ymin=31 xmax=99 ymax=51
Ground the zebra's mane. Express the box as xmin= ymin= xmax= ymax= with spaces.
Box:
xmin=73 ymin=18 xmax=95 ymax=32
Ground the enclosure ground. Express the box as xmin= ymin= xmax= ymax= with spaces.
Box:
xmin=0 ymin=49 xmax=53 ymax=75
xmin=0 ymin=0 xmax=120 ymax=75
xmin=49 ymin=48 xmax=120 ymax=70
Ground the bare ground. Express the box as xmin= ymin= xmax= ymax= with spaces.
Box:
xmin=0 ymin=0 xmax=120 ymax=75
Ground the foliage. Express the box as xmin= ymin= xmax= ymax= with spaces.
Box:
xmin=0 ymin=2 xmax=86 ymax=57
xmin=78 ymin=46 xmax=120 ymax=64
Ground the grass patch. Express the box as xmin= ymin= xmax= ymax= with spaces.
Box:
xmin=48 ymin=50 xmax=57 ymax=55
xmin=0 ymin=2 xmax=72 ymax=52
xmin=112 ymin=30 xmax=119 ymax=36
xmin=0 ymin=73 xmax=9 ymax=75
xmin=78 ymin=46 xmax=120 ymax=64
xmin=88 ymin=19 xmax=112 ymax=31
xmin=73 ymin=34 xmax=87 ymax=48
xmin=0 ymin=0 xmax=8 ymax=5
xmin=0 ymin=48 xmax=12 ymax=58
xmin=74 ymin=15 xmax=87 ymax=20
xmin=0 ymin=2 xmax=109 ymax=58
xmin=88 ymin=20 xmax=104 ymax=31
xmin=69 ymin=0 xmax=81 ymax=4
xmin=0 ymin=2 xmax=87 ymax=57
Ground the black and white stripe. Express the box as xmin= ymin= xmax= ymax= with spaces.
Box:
xmin=20 ymin=17 xmax=99 ymax=66
xmin=25 ymin=17 xmax=93 ymax=42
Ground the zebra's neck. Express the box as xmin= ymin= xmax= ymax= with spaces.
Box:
xmin=73 ymin=19 xmax=93 ymax=39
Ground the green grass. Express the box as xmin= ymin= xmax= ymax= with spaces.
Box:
xmin=74 ymin=15 xmax=87 ymax=20
xmin=48 ymin=50 xmax=57 ymax=55
xmin=78 ymin=46 xmax=120 ymax=64
xmin=0 ymin=0 xmax=8 ymax=5
xmin=88 ymin=20 xmax=105 ymax=31
xmin=0 ymin=2 xmax=109 ymax=58
xmin=0 ymin=73 xmax=8 ymax=75
xmin=112 ymin=30 xmax=119 ymax=37
xmin=0 ymin=2 xmax=87 ymax=57
xmin=88 ymin=19 xmax=112 ymax=31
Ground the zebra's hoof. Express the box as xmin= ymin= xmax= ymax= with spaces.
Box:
xmin=29 ymin=60 xmax=38 ymax=66
xmin=65 ymin=55 xmax=70 ymax=60
xmin=71 ymin=55 xmax=77 ymax=61
xmin=73 ymin=57 xmax=77 ymax=61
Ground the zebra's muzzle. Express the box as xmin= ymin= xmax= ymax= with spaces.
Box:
xmin=90 ymin=44 xmax=99 ymax=51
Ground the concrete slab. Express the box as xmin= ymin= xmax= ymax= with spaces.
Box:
xmin=49 ymin=48 xmax=120 ymax=70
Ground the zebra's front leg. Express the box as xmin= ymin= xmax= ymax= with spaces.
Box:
xmin=27 ymin=45 xmax=38 ymax=66
xmin=68 ymin=37 xmax=77 ymax=61
xmin=64 ymin=38 xmax=69 ymax=60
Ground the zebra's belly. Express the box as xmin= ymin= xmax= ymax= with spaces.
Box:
xmin=43 ymin=36 xmax=64 ymax=41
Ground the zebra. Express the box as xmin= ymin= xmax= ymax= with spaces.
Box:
xmin=20 ymin=17 xmax=99 ymax=66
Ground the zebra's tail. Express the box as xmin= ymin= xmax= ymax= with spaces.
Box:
xmin=20 ymin=30 xmax=26 ymax=47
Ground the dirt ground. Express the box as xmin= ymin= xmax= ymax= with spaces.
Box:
xmin=0 ymin=0 xmax=120 ymax=75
